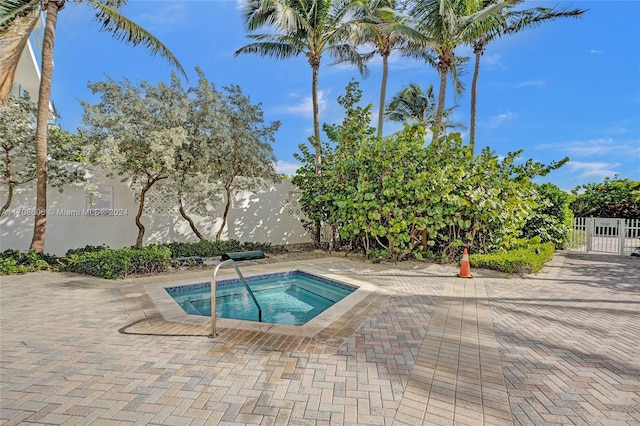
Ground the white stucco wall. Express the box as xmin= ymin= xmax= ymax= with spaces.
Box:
xmin=0 ymin=174 xmax=310 ymax=256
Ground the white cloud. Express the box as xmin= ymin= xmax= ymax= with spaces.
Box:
xmin=564 ymin=138 xmax=616 ymax=156
xmin=487 ymin=111 xmax=517 ymax=128
xmin=590 ymin=49 xmax=603 ymax=54
xmin=276 ymin=160 xmax=302 ymax=176
xmin=281 ymin=91 xmax=327 ymax=118
xmin=514 ymin=80 xmax=547 ymax=89
xmin=566 ymin=161 xmax=620 ymax=179
xmin=537 ymin=138 xmax=640 ymax=158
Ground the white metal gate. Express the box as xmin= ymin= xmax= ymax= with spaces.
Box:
xmin=569 ymin=217 xmax=640 ymax=256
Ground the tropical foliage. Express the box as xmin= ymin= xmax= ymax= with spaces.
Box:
xmin=570 ymin=177 xmax=640 ymax=219
xmin=385 ymin=82 xmax=463 ymax=131
xmin=293 ymin=81 xmax=567 ymax=261
xmin=2 ymin=0 xmax=592 ymax=263
xmin=235 ymin=0 xmax=368 ymax=167
xmin=462 ymin=1 xmax=585 ymax=153
xmin=520 ymin=183 xmax=573 ymax=248
xmin=345 ymin=0 xmax=424 ymax=136
xmin=406 ymin=0 xmax=508 ymax=141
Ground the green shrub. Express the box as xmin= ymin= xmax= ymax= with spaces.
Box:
xmin=63 ymin=245 xmax=172 ymax=279
xmin=65 ymin=244 xmax=110 ymax=257
xmin=520 ymin=183 xmax=573 ymax=248
xmin=0 ymin=257 xmax=24 ymax=275
xmin=161 ymin=240 xmax=279 ymax=258
xmin=469 ymin=242 xmax=555 ymax=275
xmin=0 ymin=249 xmax=59 ymax=274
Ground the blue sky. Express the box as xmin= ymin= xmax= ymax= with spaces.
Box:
xmin=50 ymin=0 xmax=639 ymax=190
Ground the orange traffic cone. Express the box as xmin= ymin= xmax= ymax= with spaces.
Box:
xmin=457 ymin=248 xmax=473 ymax=278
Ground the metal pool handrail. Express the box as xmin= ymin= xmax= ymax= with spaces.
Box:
xmin=209 ymin=259 xmax=263 ymax=337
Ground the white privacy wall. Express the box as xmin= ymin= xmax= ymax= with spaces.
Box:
xmin=0 ymin=174 xmax=310 ymax=256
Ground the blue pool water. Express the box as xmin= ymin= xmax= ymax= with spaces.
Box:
xmin=165 ymin=270 xmax=357 ymax=325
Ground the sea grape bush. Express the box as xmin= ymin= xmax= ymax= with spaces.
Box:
xmin=293 ymin=81 xmax=567 ymax=262
xmin=520 ymin=183 xmax=573 ymax=248
xmin=570 ymin=176 xmax=640 ymax=219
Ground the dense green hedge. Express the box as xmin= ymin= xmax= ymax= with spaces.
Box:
xmin=469 ymin=242 xmax=555 ymax=275
xmin=162 ymin=240 xmax=281 ymax=258
xmin=63 ymin=246 xmax=172 ymax=279
xmin=1 ymin=240 xmax=284 ymax=278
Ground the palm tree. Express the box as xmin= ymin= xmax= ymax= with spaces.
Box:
xmin=464 ymin=1 xmax=586 ymax=154
xmin=235 ymin=0 xmax=367 ymax=167
xmin=385 ymin=82 xmax=464 ymax=131
xmin=408 ymin=0 xmax=507 ymax=141
xmin=1 ymin=0 xmax=185 ymax=252
xmin=346 ymin=0 xmax=425 ymax=137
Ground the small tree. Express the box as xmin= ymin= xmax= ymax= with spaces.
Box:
xmin=81 ymin=77 xmax=187 ymax=247
xmin=1 ymin=94 xmax=85 ymax=215
xmin=171 ymin=68 xmax=226 ymax=241
xmin=214 ymin=84 xmax=281 ymax=241
xmin=0 ymin=94 xmax=34 ymax=215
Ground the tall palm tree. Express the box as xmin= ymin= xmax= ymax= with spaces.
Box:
xmin=346 ymin=0 xmax=425 ymax=137
xmin=464 ymin=1 xmax=586 ymax=154
xmin=385 ymin=82 xmax=464 ymax=131
xmin=408 ymin=0 xmax=507 ymax=141
xmin=235 ymin=0 xmax=367 ymax=167
xmin=1 ymin=0 xmax=185 ymax=252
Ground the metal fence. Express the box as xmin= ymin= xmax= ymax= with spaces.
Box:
xmin=568 ymin=217 xmax=640 ymax=256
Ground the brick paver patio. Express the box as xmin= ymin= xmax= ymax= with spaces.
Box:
xmin=1 ymin=252 xmax=638 ymax=425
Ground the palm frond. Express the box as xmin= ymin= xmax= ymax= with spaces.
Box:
xmin=449 ymin=55 xmax=468 ymax=99
xmin=243 ymin=0 xmax=306 ymax=33
xmin=385 ymin=82 xmax=436 ymax=125
xmin=88 ymin=0 xmax=186 ymax=79
xmin=328 ymin=44 xmax=371 ymax=77
xmin=234 ymin=39 xmax=303 ymax=60
xmin=460 ymin=1 xmax=509 ymax=30
xmin=504 ymin=6 xmax=586 ymax=35
xmin=0 ymin=3 xmax=40 ymax=105
xmin=0 ymin=0 xmax=39 ymax=30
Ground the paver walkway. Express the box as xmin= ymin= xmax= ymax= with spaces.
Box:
xmin=1 ymin=252 xmax=639 ymax=425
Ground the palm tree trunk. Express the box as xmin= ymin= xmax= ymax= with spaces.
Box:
xmin=432 ymin=67 xmax=447 ymax=142
xmin=216 ymin=185 xmax=233 ymax=242
xmin=310 ymin=58 xmax=321 ymax=168
xmin=469 ymin=48 xmax=482 ymax=156
xmin=309 ymin=57 xmax=322 ymax=247
xmin=377 ymin=54 xmax=389 ymax=138
xmin=178 ymin=197 xmax=207 ymax=241
xmin=29 ymin=1 xmax=61 ymax=253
